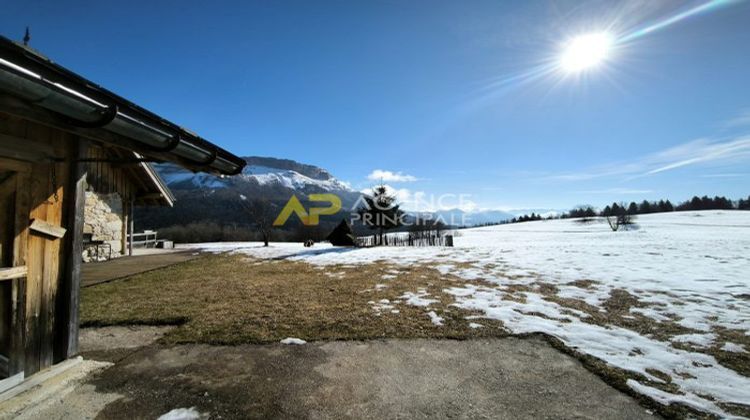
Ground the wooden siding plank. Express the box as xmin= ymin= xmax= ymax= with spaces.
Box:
xmin=24 ymin=161 xmax=47 ymax=375
xmin=41 ymin=146 xmax=66 ymax=369
xmin=11 ymin=171 xmax=30 ymax=376
xmin=29 ymin=219 xmax=67 ymax=239
xmin=0 ymin=266 xmax=27 ymax=281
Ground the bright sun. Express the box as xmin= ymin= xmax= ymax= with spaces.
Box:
xmin=560 ymin=32 xmax=614 ymax=73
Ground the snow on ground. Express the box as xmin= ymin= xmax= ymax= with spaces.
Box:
xmin=181 ymin=211 xmax=750 ymax=416
xmin=426 ymin=311 xmax=445 ymax=326
xmin=280 ymin=337 xmax=307 ymax=345
xmin=157 ymin=407 xmax=207 ymax=420
xmin=399 ymin=289 xmax=439 ymax=307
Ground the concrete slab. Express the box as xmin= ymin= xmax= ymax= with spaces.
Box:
xmin=82 ymin=337 xmax=654 ymax=419
xmin=0 ymin=358 xmax=116 ymax=420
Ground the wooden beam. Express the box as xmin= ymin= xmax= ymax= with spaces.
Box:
xmin=0 ymin=173 xmax=17 ymax=198
xmin=56 ymin=138 xmax=86 ymax=361
xmin=29 ymin=219 xmax=67 ymax=239
xmin=0 ymin=266 xmax=27 ymax=281
xmin=0 ymin=133 xmax=56 ymax=162
xmin=0 ymin=157 xmax=32 ymax=174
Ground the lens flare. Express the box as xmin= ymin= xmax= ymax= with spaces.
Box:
xmin=560 ymin=32 xmax=614 ymax=73
xmin=619 ymin=0 xmax=740 ymax=43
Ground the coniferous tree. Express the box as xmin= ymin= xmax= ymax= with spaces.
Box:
xmin=627 ymin=202 xmax=638 ymax=215
xmin=357 ymin=184 xmax=405 ymax=245
xmin=611 ymin=202 xmax=622 ymax=216
xmin=692 ymin=196 xmax=704 ymax=210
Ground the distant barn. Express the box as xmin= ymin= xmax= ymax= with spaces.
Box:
xmin=0 ymin=36 xmax=245 ymax=393
xmin=327 ymin=219 xmax=356 ymax=246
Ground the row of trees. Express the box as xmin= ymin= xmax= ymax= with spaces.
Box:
xmin=598 ymin=195 xmax=747 ymax=217
xmin=481 ymin=194 xmax=750 ymax=227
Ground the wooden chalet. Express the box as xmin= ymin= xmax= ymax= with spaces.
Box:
xmin=0 ymin=36 xmax=245 ymax=393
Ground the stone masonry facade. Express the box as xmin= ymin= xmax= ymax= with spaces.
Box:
xmin=83 ymin=191 xmax=124 ymax=262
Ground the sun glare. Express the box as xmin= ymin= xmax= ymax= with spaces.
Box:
xmin=560 ymin=32 xmax=613 ymax=73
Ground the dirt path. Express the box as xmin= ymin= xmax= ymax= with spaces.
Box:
xmin=66 ymin=330 xmax=655 ymax=419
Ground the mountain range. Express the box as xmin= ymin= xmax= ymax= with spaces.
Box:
xmin=137 ymin=157 xmax=538 ymax=234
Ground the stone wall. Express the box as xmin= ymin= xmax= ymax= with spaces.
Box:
xmin=83 ymin=191 xmax=124 ymax=262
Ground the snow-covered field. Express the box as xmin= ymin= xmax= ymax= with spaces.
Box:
xmin=182 ymin=211 xmax=750 ymax=416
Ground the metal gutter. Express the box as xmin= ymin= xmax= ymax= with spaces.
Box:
xmin=0 ymin=35 xmax=245 ymax=175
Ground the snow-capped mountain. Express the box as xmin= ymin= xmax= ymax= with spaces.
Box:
xmin=139 ymin=156 xmax=527 ymax=231
xmin=137 ymin=157 xmax=360 ymax=231
xmin=157 ymin=156 xmax=355 ymax=195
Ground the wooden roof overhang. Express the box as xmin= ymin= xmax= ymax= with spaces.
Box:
xmin=0 ymin=35 xmax=245 ymax=178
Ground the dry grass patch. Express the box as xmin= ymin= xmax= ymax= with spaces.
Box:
xmin=82 ymin=254 xmax=506 ymax=345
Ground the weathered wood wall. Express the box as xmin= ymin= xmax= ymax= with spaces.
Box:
xmin=0 ymin=107 xmax=156 ymax=379
xmin=84 ymin=146 xmax=136 ymax=201
xmin=0 ymin=113 xmax=72 ymax=376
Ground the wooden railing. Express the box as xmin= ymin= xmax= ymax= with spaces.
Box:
xmin=128 ymin=230 xmax=158 ymax=248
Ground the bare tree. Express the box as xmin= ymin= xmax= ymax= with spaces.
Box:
xmin=606 ymin=202 xmax=636 ymax=232
xmin=238 ymin=196 xmax=276 ymax=246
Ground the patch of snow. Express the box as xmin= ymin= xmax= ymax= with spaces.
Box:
xmin=721 ymin=342 xmax=747 ymax=353
xmin=280 ymin=338 xmax=306 ymax=345
xmin=469 ymin=322 xmax=484 ymax=329
xmin=626 ymin=380 xmax=724 ymax=415
xmin=399 ymin=289 xmax=438 ymax=307
xmin=427 ymin=311 xmax=444 ymax=326
xmin=158 ymin=407 xmax=207 ymax=420
xmin=240 ymin=165 xmax=353 ymax=192
xmin=671 ymin=333 xmax=716 ymax=348
xmin=370 ymin=300 xmax=395 ymax=315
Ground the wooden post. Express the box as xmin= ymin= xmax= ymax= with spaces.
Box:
xmin=128 ymin=198 xmax=134 ymax=256
xmin=56 ymin=138 xmax=86 ymax=361
xmin=121 ymin=197 xmax=128 ymax=256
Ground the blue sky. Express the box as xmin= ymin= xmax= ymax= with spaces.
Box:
xmin=3 ymin=0 xmax=750 ymax=211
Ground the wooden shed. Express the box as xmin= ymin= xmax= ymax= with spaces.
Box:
xmin=0 ymin=36 xmax=245 ymax=392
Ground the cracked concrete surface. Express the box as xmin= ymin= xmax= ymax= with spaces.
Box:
xmin=0 ymin=327 xmax=656 ymax=419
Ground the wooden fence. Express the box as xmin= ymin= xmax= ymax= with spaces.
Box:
xmin=355 ymin=233 xmax=453 ymax=248
xmin=128 ymin=230 xmax=158 ymax=248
